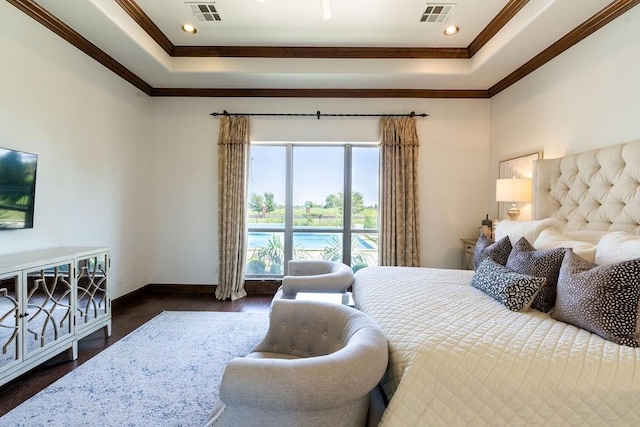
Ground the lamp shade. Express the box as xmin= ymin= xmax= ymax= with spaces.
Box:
xmin=496 ymin=178 xmax=532 ymax=202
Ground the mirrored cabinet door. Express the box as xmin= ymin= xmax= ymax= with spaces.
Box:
xmin=0 ymin=273 xmax=20 ymax=373
xmin=23 ymin=262 xmax=74 ymax=358
xmin=76 ymin=253 xmax=109 ymax=330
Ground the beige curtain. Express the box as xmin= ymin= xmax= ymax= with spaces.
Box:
xmin=379 ymin=116 xmax=421 ymax=266
xmin=215 ymin=116 xmax=250 ymax=300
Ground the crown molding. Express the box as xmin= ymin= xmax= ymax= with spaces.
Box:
xmin=489 ymin=0 xmax=640 ymax=97
xmin=116 ymin=0 xmax=528 ymax=59
xmin=7 ymin=0 xmax=153 ymax=95
xmin=149 ymin=88 xmax=490 ymax=98
xmin=170 ymin=46 xmax=470 ymax=59
xmin=7 ymin=0 xmax=640 ymax=99
xmin=467 ymin=0 xmax=530 ymax=57
xmin=114 ymin=0 xmax=172 ymax=56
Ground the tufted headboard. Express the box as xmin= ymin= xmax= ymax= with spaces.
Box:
xmin=532 ymin=140 xmax=640 ymax=235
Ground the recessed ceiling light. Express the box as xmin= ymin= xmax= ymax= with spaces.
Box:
xmin=181 ymin=24 xmax=197 ymax=34
xmin=444 ymin=25 xmax=459 ymax=36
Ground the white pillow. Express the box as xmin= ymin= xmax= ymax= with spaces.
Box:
xmin=595 ymin=231 xmax=640 ymax=265
xmin=563 ymin=230 xmax=608 ymax=245
xmin=494 ymin=218 xmax=562 ymax=246
xmin=533 ymin=227 xmax=597 ymax=263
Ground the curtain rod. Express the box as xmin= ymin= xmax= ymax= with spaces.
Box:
xmin=210 ymin=110 xmax=428 ymax=120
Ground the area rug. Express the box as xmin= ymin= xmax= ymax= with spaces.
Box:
xmin=0 ymin=311 xmax=269 ymax=427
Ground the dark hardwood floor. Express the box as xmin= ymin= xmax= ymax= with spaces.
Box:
xmin=0 ymin=290 xmax=273 ymax=416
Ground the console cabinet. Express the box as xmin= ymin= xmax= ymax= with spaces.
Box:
xmin=0 ymin=247 xmax=110 ymax=386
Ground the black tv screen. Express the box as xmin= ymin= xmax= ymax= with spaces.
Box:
xmin=0 ymin=147 xmax=38 ymax=230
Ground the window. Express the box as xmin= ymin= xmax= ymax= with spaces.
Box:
xmin=246 ymin=144 xmax=379 ymax=277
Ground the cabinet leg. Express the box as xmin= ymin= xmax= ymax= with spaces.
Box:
xmin=103 ymin=323 xmax=112 ymax=338
xmin=68 ymin=342 xmax=78 ymax=361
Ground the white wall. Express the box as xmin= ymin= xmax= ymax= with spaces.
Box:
xmin=2 ymin=0 xmax=490 ymax=297
xmin=0 ymin=3 xmax=150 ymax=298
xmin=149 ymin=97 xmax=490 ymax=282
xmin=8 ymin=0 xmax=639 ymax=294
xmin=489 ymin=6 xmax=640 ymax=219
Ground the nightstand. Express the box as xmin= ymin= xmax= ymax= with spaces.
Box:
xmin=460 ymin=238 xmax=478 ymax=270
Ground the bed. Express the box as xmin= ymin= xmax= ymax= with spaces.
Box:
xmin=353 ymin=140 xmax=640 ymax=425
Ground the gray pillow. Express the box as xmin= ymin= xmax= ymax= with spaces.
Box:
xmin=552 ymin=250 xmax=640 ymax=347
xmin=471 ymin=258 xmax=546 ymax=312
xmin=506 ymin=237 xmax=567 ymax=313
xmin=474 ymin=235 xmax=512 ymax=270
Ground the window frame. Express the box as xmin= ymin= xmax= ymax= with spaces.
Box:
xmin=245 ymin=142 xmax=379 ymax=277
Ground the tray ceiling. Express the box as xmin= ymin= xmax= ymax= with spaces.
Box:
xmin=6 ymin=0 xmax=639 ymax=97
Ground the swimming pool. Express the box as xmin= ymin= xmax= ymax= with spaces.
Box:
xmin=247 ymin=232 xmax=376 ymax=250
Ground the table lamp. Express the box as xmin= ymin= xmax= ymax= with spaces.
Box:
xmin=496 ymin=177 xmax=532 ymax=221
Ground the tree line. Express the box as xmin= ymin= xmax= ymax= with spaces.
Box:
xmin=249 ymin=191 xmax=371 ymax=217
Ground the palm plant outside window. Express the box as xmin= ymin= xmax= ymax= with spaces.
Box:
xmin=245 ymin=144 xmax=379 ymax=277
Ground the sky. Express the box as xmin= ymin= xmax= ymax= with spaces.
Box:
xmin=248 ymin=145 xmax=379 ymax=207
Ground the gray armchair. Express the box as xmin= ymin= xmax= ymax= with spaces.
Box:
xmin=275 ymin=260 xmax=355 ymax=299
xmin=207 ymin=299 xmax=388 ymax=427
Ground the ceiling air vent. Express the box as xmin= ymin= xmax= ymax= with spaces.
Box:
xmin=420 ymin=3 xmax=455 ymax=23
xmin=186 ymin=2 xmax=221 ymax=22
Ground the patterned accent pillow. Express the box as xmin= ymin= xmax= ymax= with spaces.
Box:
xmin=506 ymin=237 xmax=567 ymax=313
xmin=552 ymin=250 xmax=640 ymax=347
xmin=474 ymin=235 xmax=512 ymax=270
xmin=471 ymin=258 xmax=546 ymax=312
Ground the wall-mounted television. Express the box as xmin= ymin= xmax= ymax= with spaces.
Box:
xmin=0 ymin=147 xmax=38 ymax=230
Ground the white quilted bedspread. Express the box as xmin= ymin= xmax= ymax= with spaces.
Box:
xmin=353 ymin=266 xmax=640 ymax=426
